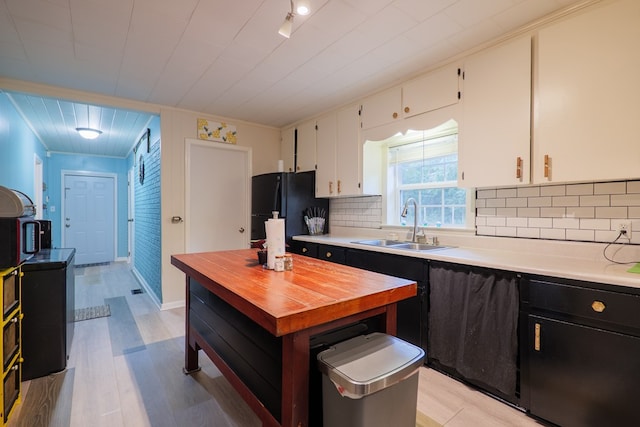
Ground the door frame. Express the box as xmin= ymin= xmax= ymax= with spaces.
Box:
xmin=61 ymin=170 xmax=118 ymax=260
xmin=33 ymin=154 xmax=43 ymax=219
xmin=184 ymin=138 xmax=252 ymax=252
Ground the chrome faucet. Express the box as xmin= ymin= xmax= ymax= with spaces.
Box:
xmin=401 ymin=197 xmax=419 ymax=243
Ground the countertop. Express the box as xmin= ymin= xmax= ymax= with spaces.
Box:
xmin=171 ymin=249 xmax=416 ymax=336
xmin=292 ymin=233 xmax=640 ymax=292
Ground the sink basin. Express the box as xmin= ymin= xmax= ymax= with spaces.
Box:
xmin=352 ymin=239 xmax=405 ymax=247
xmin=390 ymin=243 xmax=451 ymax=251
xmin=353 ymin=240 xmax=452 ymax=252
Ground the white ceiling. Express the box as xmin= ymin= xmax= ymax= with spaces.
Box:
xmin=0 ymin=0 xmax=584 ymax=157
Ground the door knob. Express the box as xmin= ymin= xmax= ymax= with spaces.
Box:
xmin=239 ymin=227 xmax=245 ymax=233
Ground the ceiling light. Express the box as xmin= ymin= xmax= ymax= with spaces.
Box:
xmin=76 ymin=127 xmax=102 ymax=140
xmin=296 ymin=0 xmax=310 ymax=15
xmin=279 ymin=11 xmax=294 ymax=38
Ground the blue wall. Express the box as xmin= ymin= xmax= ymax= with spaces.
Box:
xmin=131 ymin=116 xmax=162 ymax=302
xmin=0 ymin=93 xmax=48 ymax=201
xmin=46 ymin=153 xmax=129 ymax=255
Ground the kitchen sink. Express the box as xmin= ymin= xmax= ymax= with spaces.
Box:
xmin=352 ymin=239 xmax=405 ymax=247
xmin=352 ymin=240 xmax=452 ymax=252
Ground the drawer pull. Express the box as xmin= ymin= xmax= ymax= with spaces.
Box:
xmin=302 ymin=247 xmax=308 ymax=253
xmin=591 ymin=300 xmax=606 ymax=313
xmin=534 ymin=323 xmax=541 ymax=351
xmin=326 ymin=252 xmax=332 ymax=258
xmin=392 ymin=112 xmax=398 ymax=119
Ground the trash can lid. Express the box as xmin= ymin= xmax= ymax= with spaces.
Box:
xmin=317 ymin=332 xmax=425 ymax=398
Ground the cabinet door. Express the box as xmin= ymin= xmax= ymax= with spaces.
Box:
xmin=360 ymin=87 xmax=402 ymax=129
xmin=534 ymin=0 xmax=640 ymax=183
xmin=335 ymin=104 xmax=361 ymax=196
xmin=295 ymin=119 xmax=316 ymax=172
xmin=402 ymin=63 xmax=460 ymax=118
xmin=315 ymin=112 xmax=337 ymax=197
xmin=280 ymin=126 xmax=295 ymax=172
xmin=459 ymin=36 xmax=531 ymax=188
xmin=527 ymin=315 xmax=640 ymax=427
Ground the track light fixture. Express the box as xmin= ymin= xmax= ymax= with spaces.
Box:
xmin=278 ymin=0 xmax=310 ymax=38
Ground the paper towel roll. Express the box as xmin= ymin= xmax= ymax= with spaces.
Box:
xmin=265 ymin=218 xmax=285 ymax=269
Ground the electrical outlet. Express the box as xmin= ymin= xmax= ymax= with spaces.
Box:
xmin=617 ymin=221 xmax=632 ymax=239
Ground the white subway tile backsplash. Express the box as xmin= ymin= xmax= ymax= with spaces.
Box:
xmin=540 ymin=185 xmax=566 ymax=196
xmin=540 ymin=228 xmax=566 ymax=240
xmin=528 ymin=196 xmax=552 ymax=207
xmin=506 ymin=197 xmax=527 ymax=208
xmin=517 ymin=187 xmax=540 ymax=197
xmin=552 ymin=196 xmax=579 ymax=207
xmin=476 ymin=180 xmax=640 ymax=245
xmin=595 ymin=181 xmax=626 ymax=194
xmin=496 ymin=188 xmax=517 ymax=198
xmin=611 ymin=194 xmax=640 ymax=206
xmin=539 ymin=207 xmax=565 ymax=217
xmin=566 ymin=183 xmax=593 ymax=196
xmin=580 ymin=195 xmax=609 ymax=206
xmin=486 ymin=198 xmax=506 ymax=208
xmin=595 ymin=206 xmax=627 ymax=218
xmin=627 ymin=181 xmax=640 ymax=194
xmin=566 ymin=229 xmax=595 ymax=241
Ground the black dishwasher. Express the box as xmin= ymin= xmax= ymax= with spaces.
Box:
xmin=21 ymin=248 xmax=75 ymax=380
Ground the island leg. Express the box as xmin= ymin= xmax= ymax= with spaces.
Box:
xmin=281 ymin=330 xmax=311 ymax=427
xmin=384 ymin=303 xmax=398 ymax=336
xmin=183 ymin=276 xmax=201 ymax=374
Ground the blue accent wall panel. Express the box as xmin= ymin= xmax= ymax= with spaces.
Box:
xmin=133 ymin=127 xmax=162 ymax=302
xmin=0 ymin=93 xmax=47 ymax=200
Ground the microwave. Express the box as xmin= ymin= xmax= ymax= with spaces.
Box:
xmin=0 ymin=217 xmax=41 ymax=269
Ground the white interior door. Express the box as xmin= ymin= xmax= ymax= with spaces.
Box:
xmin=185 ymin=139 xmax=251 ymax=253
xmin=63 ymin=173 xmax=116 ymax=265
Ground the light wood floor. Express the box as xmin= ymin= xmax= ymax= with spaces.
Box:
xmin=10 ymin=262 xmax=545 ymax=427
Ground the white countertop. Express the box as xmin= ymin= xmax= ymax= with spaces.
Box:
xmin=293 ymin=229 xmax=640 ymax=292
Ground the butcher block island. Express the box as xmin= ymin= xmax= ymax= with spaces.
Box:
xmin=171 ymin=249 xmax=417 ymax=427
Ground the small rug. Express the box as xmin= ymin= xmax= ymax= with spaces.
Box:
xmin=416 ymin=410 xmax=442 ymax=427
xmin=74 ymin=304 xmax=111 ymax=322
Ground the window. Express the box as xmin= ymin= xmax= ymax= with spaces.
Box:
xmin=383 ymin=120 xmax=469 ymax=228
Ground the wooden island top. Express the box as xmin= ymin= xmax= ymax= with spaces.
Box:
xmin=171 ymin=249 xmax=417 ymax=427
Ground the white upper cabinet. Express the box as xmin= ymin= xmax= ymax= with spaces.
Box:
xmin=360 ymin=87 xmax=402 ymax=130
xmin=280 ymin=126 xmax=295 ymax=172
xmin=458 ymin=36 xmax=532 ymax=188
xmin=534 ymin=0 xmax=640 ymax=184
xmin=315 ymin=112 xmax=337 ymax=197
xmin=295 ymin=119 xmax=316 ymax=172
xmin=360 ymin=63 xmax=461 ymax=130
xmin=402 ymin=63 xmax=461 ymax=119
xmin=316 ymin=105 xmax=368 ymax=198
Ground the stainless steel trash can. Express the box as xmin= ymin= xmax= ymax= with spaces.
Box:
xmin=317 ymin=332 xmax=425 ymax=427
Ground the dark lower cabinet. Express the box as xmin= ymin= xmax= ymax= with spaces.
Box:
xmin=526 ymin=315 xmax=640 ymax=427
xmin=521 ymin=276 xmax=640 ymax=427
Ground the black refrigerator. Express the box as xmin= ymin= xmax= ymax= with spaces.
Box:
xmin=21 ymin=248 xmax=75 ymax=380
xmin=251 ymin=171 xmax=329 ymax=242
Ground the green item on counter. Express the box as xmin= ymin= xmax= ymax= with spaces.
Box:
xmin=626 ymin=263 xmax=640 ymax=274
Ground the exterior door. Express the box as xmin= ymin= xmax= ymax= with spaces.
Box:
xmin=63 ymin=173 xmax=115 ymax=265
xmin=185 ymin=139 xmax=251 ymax=253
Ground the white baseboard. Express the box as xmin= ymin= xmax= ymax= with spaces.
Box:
xmin=131 ymin=267 xmax=186 ymax=311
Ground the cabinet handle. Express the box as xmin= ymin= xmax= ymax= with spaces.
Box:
xmin=329 ymin=181 xmax=333 ymax=194
xmin=392 ymin=112 xmax=398 ymax=119
xmin=516 ymin=157 xmax=522 ymax=179
xmin=297 ymin=166 xmax=301 ymax=171
xmin=591 ymin=300 xmax=606 ymax=313
xmin=302 ymin=247 xmax=308 ymax=253
xmin=326 ymin=252 xmax=332 ymax=258
xmin=337 ymin=180 xmax=341 ymax=194
xmin=534 ymin=323 xmax=541 ymax=351
xmin=544 ymin=154 xmax=550 ymax=179
xmin=404 ymin=106 xmax=410 ymax=114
